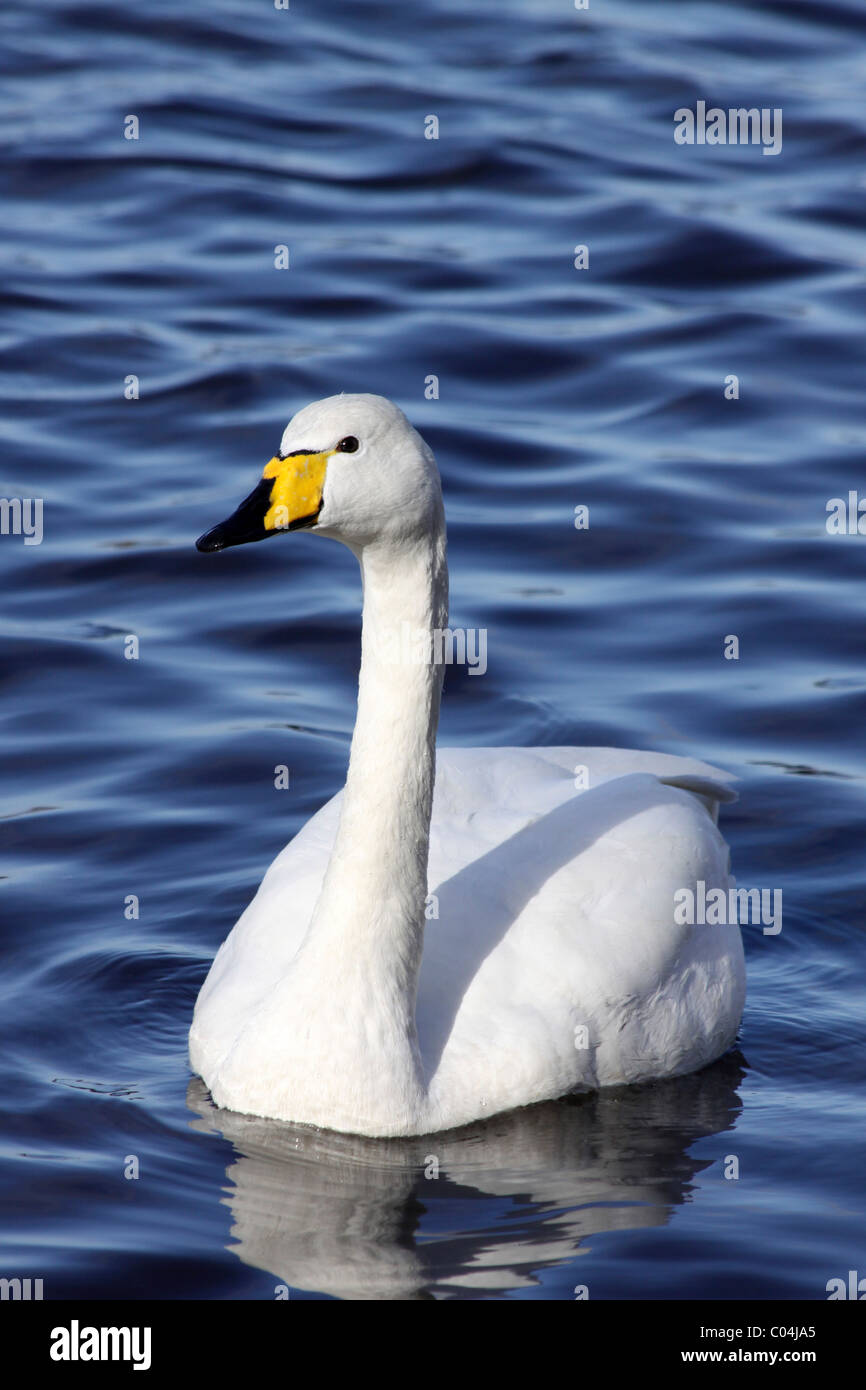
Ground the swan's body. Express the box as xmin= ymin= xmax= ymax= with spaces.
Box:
xmin=190 ymin=394 xmax=745 ymax=1137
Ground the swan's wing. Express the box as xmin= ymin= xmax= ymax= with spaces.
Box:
xmin=417 ymin=748 xmax=744 ymax=1129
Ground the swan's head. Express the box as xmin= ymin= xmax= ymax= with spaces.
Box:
xmin=196 ymin=393 xmax=442 ymax=555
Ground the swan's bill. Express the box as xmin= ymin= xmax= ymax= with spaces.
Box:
xmin=196 ymin=449 xmax=332 ymax=552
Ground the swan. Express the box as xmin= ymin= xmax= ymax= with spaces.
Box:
xmin=190 ymin=393 xmax=746 ymax=1138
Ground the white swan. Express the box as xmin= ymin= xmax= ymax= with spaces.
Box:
xmin=190 ymin=393 xmax=745 ymax=1138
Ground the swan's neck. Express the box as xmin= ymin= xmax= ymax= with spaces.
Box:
xmin=287 ymin=522 xmax=448 ymax=1125
xmin=318 ymin=530 xmax=448 ymax=949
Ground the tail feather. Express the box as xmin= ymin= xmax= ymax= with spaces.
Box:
xmin=657 ymin=773 xmax=738 ymax=825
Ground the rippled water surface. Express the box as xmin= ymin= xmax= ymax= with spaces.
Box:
xmin=1 ymin=0 xmax=865 ymax=1299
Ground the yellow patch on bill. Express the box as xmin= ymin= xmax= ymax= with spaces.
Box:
xmin=262 ymin=450 xmax=332 ymax=531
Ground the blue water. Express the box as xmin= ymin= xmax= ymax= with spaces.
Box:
xmin=1 ymin=0 xmax=864 ymax=1301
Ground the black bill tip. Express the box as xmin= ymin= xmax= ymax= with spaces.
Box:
xmin=195 ymin=477 xmax=275 ymax=554
xmin=196 ymin=527 xmax=228 ymax=553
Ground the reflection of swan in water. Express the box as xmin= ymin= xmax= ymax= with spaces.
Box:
xmin=187 ymin=1054 xmax=745 ymax=1299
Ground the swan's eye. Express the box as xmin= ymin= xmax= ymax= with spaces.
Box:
xmin=336 ymin=436 xmax=359 ymax=453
